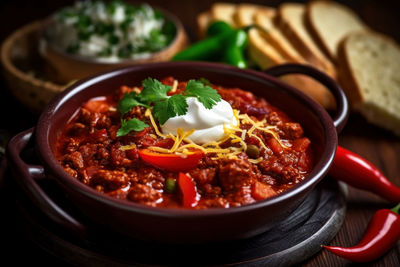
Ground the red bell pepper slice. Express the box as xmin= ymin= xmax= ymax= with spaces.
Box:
xmin=138 ymin=149 xmax=203 ymax=172
xmin=178 ymin=172 xmax=198 ymax=208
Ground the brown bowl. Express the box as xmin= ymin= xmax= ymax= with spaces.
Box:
xmin=40 ymin=8 xmax=188 ymax=84
xmin=6 ymin=62 xmax=348 ymax=243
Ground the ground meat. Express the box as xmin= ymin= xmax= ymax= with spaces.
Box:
xmin=63 ymin=164 xmax=78 ymax=178
xmin=226 ymin=186 xmax=255 ymax=207
xmin=63 ymin=137 xmax=82 ymax=154
xmin=281 ymin=122 xmax=304 ymax=139
xmin=63 ymin=151 xmax=84 ymax=170
xmin=189 ymin=168 xmax=217 ymax=185
xmin=107 ymin=188 xmax=129 ymax=200
xmin=135 ymin=166 xmax=165 ymax=186
xmin=78 ymin=108 xmax=111 ymax=130
xmin=218 ymin=156 xmax=257 ymax=192
xmin=110 ymin=143 xmax=132 ymax=167
xmin=197 ymin=197 xmax=229 ymax=208
xmin=127 ymin=184 xmax=162 ymax=206
xmin=90 ymin=169 xmax=129 ymax=192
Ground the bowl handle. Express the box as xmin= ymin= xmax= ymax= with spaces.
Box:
xmin=6 ymin=128 xmax=88 ymax=238
xmin=264 ymin=63 xmax=349 ymax=134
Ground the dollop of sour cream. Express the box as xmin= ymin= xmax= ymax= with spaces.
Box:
xmin=161 ymin=97 xmax=237 ymax=144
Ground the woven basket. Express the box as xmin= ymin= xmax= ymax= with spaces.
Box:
xmin=1 ymin=14 xmax=188 ymax=112
xmin=1 ymin=20 xmax=65 ymax=112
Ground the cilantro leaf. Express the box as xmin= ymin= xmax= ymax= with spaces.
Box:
xmin=184 ymin=80 xmax=221 ymax=109
xmin=153 ymin=94 xmax=188 ymax=125
xmin=198 ymin=77 xmax=211 ymax=86
xmin=117 ymin=118 xmax=149 ymax=137
xmin=153 ymin=101 xmax=174 ymax=126
xmin=139 ymin=78 xmax=171 ymax=104
xmin=117 ymin=92 xmax=148 ymax=115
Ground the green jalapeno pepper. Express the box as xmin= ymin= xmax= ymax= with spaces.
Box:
xmin=172 ymin=21 xmax=233 ymax=61
xmin=172 ymin=21 xmax=249 ymax=69
xmin=222 ymin=29 xmax=248 ymax=68
xmin=206 ymin=21 xmax=233 ymax=37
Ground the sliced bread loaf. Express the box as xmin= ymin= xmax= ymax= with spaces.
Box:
xmin=196 ymin=11 xmax=211 ymax=39
xmin=250 ymin=10 xmax=336 ymax=109
xmin=277 ymin=3 xmax=336 ymax=78
xmin=248 ymin=27 xmax=286 ymax=69
xmin=338 ymin=31 xmax=400 ymax=136
xmin=254 ymin=9 xmax=304 ymax=63
xmin=307 ymin=1 xmax=368 ymax=61
xmin=234 ymin=4 xmax=275 ymax=27
xmin=210 ymin=2 xmax=238 ymax=27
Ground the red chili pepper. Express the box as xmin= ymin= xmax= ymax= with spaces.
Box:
xmin=329 ymin=146 xmax=400 ymax=203
xmin=138 ymin=149 xmax=203 ymax=172
xmin=323 ymin=203 xmax=400 ymax=262
xmin=178 ymin=172 xmax=198 ymax=208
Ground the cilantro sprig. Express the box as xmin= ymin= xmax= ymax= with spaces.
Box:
xmin=116 ymin=77 xmax=221 ymax=136
xmin=117 ymin=118 xmax=149 ymax=137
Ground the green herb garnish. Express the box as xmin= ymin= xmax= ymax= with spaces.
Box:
xmin=117 ymin=118 xmax=149 ymax=137
xmin=116 ymin=78 xmax=221 ymax=136
xmin=184 ymin=80 xmax=221 ymax=109
xmin=52 ymin=1 xmax=176 ymax=59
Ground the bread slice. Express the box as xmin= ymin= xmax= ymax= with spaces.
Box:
xmin=254 ymin=9 xmax=304 ymax=63
xmin=253 ymin=8 xmax=336 ymax=109
xmin=338 ymin=31 xmax=400 ymax=136
xmin=277 ymin=3 xmax=336 ymax=78
xmin=248 ymin=27 xmax=286 ymax=69
xmin=210 ymin=2 xmax=237 ymax=27
xmin=307 ymin=1 xmax=368 ymax=62
xmin=234 ymin=4 xmax=275 ymax=28
xmin=196 ymin=11 xmax=212 ymax=39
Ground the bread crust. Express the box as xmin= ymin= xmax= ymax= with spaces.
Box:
xmin=234 ymin=4 xmax=275 ymax=27
xmin=338 ymin=31 xmax=400 ymax=136
xmin=337 ymin=36 xmax=364 ymax=106
xmin=277 ymin=3 xmax=336 ymax=78
xmin=196 ymin=11 xmax=211 ymax=39
xmin=210 ymin=2 xmax=237 ymax=27
xmin=306 ymin=0 xmax=368 ymax=62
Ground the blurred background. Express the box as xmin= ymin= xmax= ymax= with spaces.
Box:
xmin=0 ymin=0 xmax=399 ymax=133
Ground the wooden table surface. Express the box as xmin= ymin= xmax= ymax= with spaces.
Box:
xmin=1 ymin=0 xmax=399 ymax=266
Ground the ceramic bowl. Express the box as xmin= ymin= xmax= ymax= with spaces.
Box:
xmin=7 ymin=62 xmax=348 ymax=243
xmin=40 ymin=8 xmax=188 ymax=84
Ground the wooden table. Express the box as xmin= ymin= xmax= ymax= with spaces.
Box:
xmin=0 ymin=0 xmax=399 ymax=266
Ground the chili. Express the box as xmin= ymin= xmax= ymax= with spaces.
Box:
xmin=323 ymin=203 xmax=400 ymax=262
xmin=329 ymin=146 xmax=400 ymax=203
xmin=138 ymin=149 xmax=203 ymax=172
xmin=56 ymin=77 xmax=314 ymax=209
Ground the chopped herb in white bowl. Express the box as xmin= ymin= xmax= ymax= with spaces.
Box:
xmin=45 ymin=0 xmax=176 ymax=62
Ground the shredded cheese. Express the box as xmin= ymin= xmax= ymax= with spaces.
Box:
xmin=142 ymin=106 xmax=288 ymax=161
xmin=145 ymin=108 xmax=166 ymax=138
xmin=170 ymin=80 xmax=178 ymax=93
xmin=120 ymin=144 xmax=137 ymax=150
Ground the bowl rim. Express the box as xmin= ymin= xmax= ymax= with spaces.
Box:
xmin=35 ymin=61 xmax=338 ymax=217
xmin=41 ymin=5 xmax=186 ymax=65
xmin=0 ymin=19 xmax=63 ymax=91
